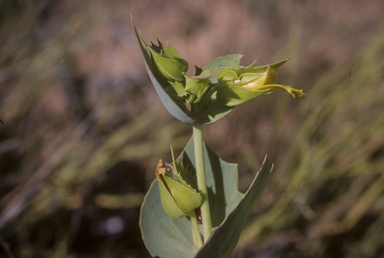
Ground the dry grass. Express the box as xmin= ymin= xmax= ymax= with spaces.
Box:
xmin=1 ymin=1 xmax=384 ymax=257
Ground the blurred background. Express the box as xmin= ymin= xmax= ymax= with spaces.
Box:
xmin=1 ymin=0 xmax=384 ymax=257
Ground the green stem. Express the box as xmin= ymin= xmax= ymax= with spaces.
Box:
xmin=194 ymin=84 xmax=210 ymax=104
xmin=190 ymin=212 xmax=203 ymax=248
xmin=193 ymin=125 xmax=212 ymax=242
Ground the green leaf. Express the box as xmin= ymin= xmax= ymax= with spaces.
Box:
xmin=184 ymin=69 xmax=216 ymax=100
xmin=216 ymin=69 xmax=238 ymax=82
xmin=246 ymin=59 xmax=288 ymax=74
xmin=203 ymin=54 xmax=243 ymax=84
xmin=146 ymin=60 xmax=199 ymax=124
xmin=131 ymin=17 xmax=154 ymax=73
xmin=216 ymin=86 xmax=270 ymax=106
xmin=194 ymin=95 xmax=234 ymax=124
xmin=165 ymin=81 xmax=188 ymax=99
xmin=178 ymin=138 xmax=244 ymax=228
xmin=195 ymin=155 xmax=272 ymax=258
xmin=140 ymin=137 xmax=272 ymax=258
xmin=146 ymin=43 xmax=189 ymax=82
xmin=227 ymin=59 xmax=288 ymax=76
xmin=140 ymin=36 xmax=188 ymax=82
xmin=151 ymin=39 xmax=183 ymax=58
xmin=141 ymin=181 xmax=197 ymax=258
xmin=216 ymin=59 xmax=288 ymax=87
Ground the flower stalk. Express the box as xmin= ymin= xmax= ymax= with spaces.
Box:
xmin=193 ymin=125 xmax=212 ymax=242
xmin=190 ymin=210 xmax=204 ymax=248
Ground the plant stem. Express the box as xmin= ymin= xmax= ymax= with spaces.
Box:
xmin=193 ymin=125 xmax=212 ymax=242
xmin=190 ymin=212 xmax=203 ymax=248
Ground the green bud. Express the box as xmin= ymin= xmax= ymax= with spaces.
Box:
xmin=184 ymin=68 xmax=216 ymax=103
xmin=141 ymin=37 xmax=189 ymax=82
xmin=155 ymin=159 xmax=202 ymax=218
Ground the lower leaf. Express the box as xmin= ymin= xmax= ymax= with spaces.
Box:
xmin=140 ymin=137 xmax=272 ymax=258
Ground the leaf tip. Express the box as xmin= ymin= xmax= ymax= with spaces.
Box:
xmin=262 ymin=155 xmax=273 ymax=172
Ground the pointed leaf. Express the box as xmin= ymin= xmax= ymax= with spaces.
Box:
xmin=166 ymin=81 xmax=188 ymax=99
xmin=146 ymin=64 xmax=199 ymax=124
xmin=147 ymin=44 xmax=189 ymax=82
xmin=184 ymin=69 xmax=215 ymax=99
xmin=195 ymin=156 xmax=272 ymax=258
xmin=140 ymin=181 xmax=198 ymax=258
xmin=248 ymin=59 xmax=288 ymax=74
xmin=230 ymin=59 xmax=288 ymax=76
xmin=203 ymin=54 xmax=243 ymax=84
xmin=154 ymin=39 xmax=183 ymax=58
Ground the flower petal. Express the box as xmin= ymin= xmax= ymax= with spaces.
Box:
xmin=216 ymin=86 xmax=270 ymax=106
xmin=253 ymin=84 xmax=306 ymax=99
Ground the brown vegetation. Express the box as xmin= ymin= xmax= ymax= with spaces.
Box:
xmin=1 ymin=0 xmax=384 ymax=257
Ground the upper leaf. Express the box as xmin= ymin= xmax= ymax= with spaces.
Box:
xmin=184 ymin=69 xmax=216 ymax=103
xmin=203 ymin=54 xmax=243 ymax=84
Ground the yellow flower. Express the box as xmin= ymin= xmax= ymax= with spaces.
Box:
xmin=215 ymin=60 xmax=305 ymax=106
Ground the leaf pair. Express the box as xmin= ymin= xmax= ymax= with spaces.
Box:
xmin=140 ymin=137 xmax=272 ymax=258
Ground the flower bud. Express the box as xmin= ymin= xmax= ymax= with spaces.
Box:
xmin=184 ymin=68 xmax=216 ymax=104
xmin=215 ymin=60 xmax=305 ymax=106
xmin=142 ymin=38 xmax=188 ymax=82
xmin=156 ymin=159 xmax=202 ymax=218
